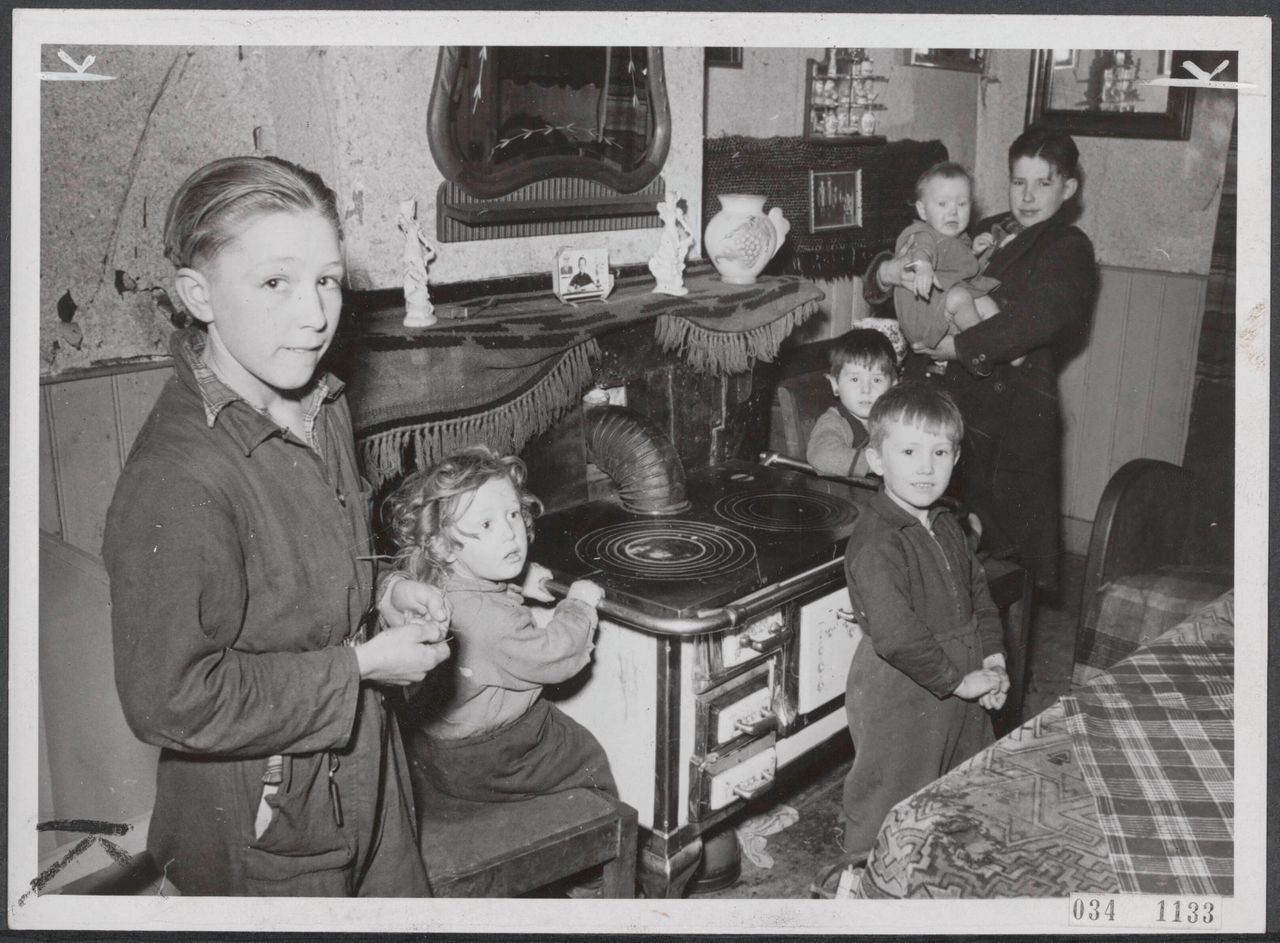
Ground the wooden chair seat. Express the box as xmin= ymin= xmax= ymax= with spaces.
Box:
xmin=421 ymin=788 xmax=638 ymax=898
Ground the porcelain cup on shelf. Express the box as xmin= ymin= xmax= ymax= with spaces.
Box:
xmin=704 ymin=194 xmax=791 ymax=286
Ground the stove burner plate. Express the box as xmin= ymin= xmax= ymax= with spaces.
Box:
xmin=714 ymin=490 xmax=855 ymax=532
xmin=575 ymin=520 xmax=757 ymax=581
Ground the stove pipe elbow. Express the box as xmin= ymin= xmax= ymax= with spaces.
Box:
xmin=585 ymin=403 xmax=691 ymax=516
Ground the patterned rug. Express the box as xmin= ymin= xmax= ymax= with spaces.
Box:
xmin=853 ymin=702 xmax=1118 ymax=898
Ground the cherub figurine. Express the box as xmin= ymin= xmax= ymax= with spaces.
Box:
xmin=649 ymin=191 xmax=695 ymax=296
xmin=398 ymin=199 xmax=437 ymax=328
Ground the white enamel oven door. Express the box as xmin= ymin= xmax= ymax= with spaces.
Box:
xmin=785 ymin=584 xmax=864 ymax=720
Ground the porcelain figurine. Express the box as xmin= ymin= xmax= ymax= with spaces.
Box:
xmin=398 ymin=198 xmax=437 ymax=328
xmin=704 ymin=193 xmax=790 ymax=285
xmin=649 ymin=190 xmax=695 ymax=296
xmin=860 ymin=110 xmax=878 ymax=136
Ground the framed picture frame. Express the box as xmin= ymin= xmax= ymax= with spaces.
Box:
xmin=808 ymin=169 xmax=862 ymax=233
xmin=706 ymin=47 xmax=743 ymax=69
xmin=553 ymin=247 xmax=612 ymax=302
xmin=1025 ymin=49 xmax=1194 ymax=140
xmin=907 ymin=49 xmax=986 ymax=73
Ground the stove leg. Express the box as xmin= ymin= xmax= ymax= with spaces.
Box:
xmin=637 ymin=837 xmax=703 ymax=899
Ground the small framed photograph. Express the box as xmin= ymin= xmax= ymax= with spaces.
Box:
xmin=554 ymin=247 xmax=612 ymax=303
xmin=908 ymin=49 xmax=987 ymax=73
xmin=706 ymin=47 xmax=744 ymax=69
xmin=809 ymin=169 xmax=862 ymax=233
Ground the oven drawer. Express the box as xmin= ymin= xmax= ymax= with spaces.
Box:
xmin=689 ymin=734 xmax=777 ymax=821
xmin=694 ymin=661 xmax=777 ymax=756
xmin=694 ymin=610 xmax=789 ymax=693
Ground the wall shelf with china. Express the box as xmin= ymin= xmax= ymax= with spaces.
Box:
xmin=803 ymin=49 xmax=888 ymax=143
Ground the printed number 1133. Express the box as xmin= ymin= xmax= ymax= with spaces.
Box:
xmin=1069 ymin=894 xmax=1223 ymax=930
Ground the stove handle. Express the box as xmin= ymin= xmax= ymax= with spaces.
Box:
xmin=542 ymin=556 xmax=846 ymax=637
xmin=731 ymin=770 xmax=775 ymax=801
xmin=758 ymin=452 xmax=879 ymax=490
xmin=733 ymin=712 xmax=777 ymax=738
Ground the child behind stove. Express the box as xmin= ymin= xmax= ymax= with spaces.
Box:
xmin=383 ymin=444 xmax=618 ymax=809
xmin=806 ymin=327 xmax=899 ymax=479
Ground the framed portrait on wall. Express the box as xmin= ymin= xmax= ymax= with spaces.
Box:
xmin=907 ymin=48 xmax=986 ymax=72
xmin=1025 ymin=49 xmax=1195 ymax=139
xmin=706 ymin=47 xmax=744 ymax=68
xmin=808 ymin=169 xmax=862 ymax=233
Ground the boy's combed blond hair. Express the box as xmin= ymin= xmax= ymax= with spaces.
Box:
xmin=382 ymin=445 xmax=542 ymax=586
xmin=163 ymin=155 xmax=341 ymax=270
xmin=867 ymin=381 xmax=965 ymax=451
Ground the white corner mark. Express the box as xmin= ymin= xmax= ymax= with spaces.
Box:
xmin=41 ymin=48 xmax=115 ymax=82
xmin=1144 ymin=58 xmax=1255 ymax=92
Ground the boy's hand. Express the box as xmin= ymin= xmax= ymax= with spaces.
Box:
xmin=566 ymin=579 xmax=605 ymax=609
xmin=904 ymin=259 xmax=935 ymax=298
xmin=972 ymin=232 xmax=995 ymax=255
xmin=877 ymin=255 xmax=905 ymax=290
xmin=522 ymin=562 xmax=556 ymax=603
xmin=953 ymin=668 xmax=1001 ymax=701
xmin=354 ymin=619 xmax=451 ymax=685
xmin=979 ymin=686 xmax=1008 ymax=711
xmin=384 ymin=577 xmax=452 ymax=629
xmin=978 ymin=656 xmax=1011 ymax=710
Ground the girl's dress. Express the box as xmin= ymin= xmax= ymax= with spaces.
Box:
xmin=403 ymin=572 xmax=617 ymax=814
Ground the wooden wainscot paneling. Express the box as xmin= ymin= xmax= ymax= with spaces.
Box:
xmin=1058 ymin=265 xmax=1206 ymax=554
xmin=40 ymin=364 xmax=171 ymax=556
xmin=39 ymin=532 xmax=159 ymax=867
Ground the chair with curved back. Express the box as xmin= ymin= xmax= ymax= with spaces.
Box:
xmin=1073 ymin=458 xmax=1232 ymax=684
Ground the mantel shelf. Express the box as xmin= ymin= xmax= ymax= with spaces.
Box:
xmin=441 ymin=194 xmax=660 ymax=226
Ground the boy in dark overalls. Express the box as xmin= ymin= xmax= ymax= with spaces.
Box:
xmin=840 ymin=381 xmax=1009 ymax=858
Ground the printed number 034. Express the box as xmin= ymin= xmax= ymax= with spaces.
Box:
xmin=1071 ymin=898 xmax=1115 ymax=922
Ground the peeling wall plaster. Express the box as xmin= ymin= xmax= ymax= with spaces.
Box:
xmin=39 ymin=44 xmax=704 ymax=374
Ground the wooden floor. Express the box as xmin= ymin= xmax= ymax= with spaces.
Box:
xmin=691 ymin=553 xmax=1085 ymax=899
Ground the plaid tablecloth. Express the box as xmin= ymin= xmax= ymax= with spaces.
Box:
xmin=1061 ymin=592 xmax=1234 ymax=896
xmin=1073 ymin=565 xmax=1233 ymax=688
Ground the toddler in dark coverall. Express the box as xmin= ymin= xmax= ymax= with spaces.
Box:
xmin=383 ymin=445 xmax=618 ymax=813
xmin=840 ymin=381 xmax=1009 ymax=858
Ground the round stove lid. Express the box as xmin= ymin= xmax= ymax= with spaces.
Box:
xmin=575 ymin=519 xmax=757 ymax=581
xmin=714 ymin=490 xmax=855 ymax=532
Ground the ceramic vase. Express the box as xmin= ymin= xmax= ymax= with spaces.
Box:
xmin=704 ymin=194 xmax=791 ymax=285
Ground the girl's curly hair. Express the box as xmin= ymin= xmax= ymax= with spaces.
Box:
xmin=382 ymin=444 xmax=543 ymax=585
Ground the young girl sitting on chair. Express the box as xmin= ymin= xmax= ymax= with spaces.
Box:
xmin=383 ymin=445 xmax=618 ymax=809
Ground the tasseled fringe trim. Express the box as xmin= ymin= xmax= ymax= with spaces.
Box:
xmin=358 ymin=341 xmax=599 ymax=486
xmin=653 ymin=299 xmax=820 ymax=374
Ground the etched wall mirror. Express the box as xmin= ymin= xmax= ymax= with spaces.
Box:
xmin=428 ymin=46 xmax=672 ymax=224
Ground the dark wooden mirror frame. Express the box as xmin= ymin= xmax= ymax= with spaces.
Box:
xmin=428 ymin=46 xmax=673 ymax=200
xmin=1025 ymin=49 xmax=1194 ymax=141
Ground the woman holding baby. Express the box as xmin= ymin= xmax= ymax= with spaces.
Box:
xmin=866 ymin=128 xmax=1099 ymax=594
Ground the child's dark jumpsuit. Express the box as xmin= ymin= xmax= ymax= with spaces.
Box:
xmin=840 ymin=489 xmax=1005 ymax=858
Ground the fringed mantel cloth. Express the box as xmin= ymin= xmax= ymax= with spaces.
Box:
xmin=337 ymin=271 xmax=824 ymax=484
xmin=703 ymin=136 xmax=950 ymax=281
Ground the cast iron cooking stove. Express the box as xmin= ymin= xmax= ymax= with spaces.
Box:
xmin=538 ymin=460 xmax=867 ymax=898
